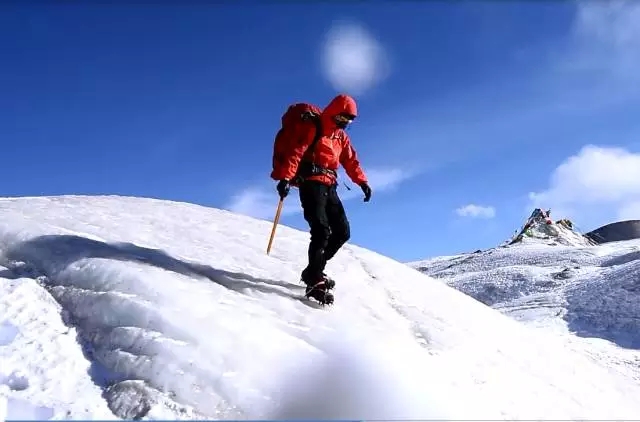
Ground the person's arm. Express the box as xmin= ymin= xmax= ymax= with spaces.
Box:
xmin=339 ymin=134 xmax=367 ymax=185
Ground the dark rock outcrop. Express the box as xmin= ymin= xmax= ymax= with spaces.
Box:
xmin=586 ymin=220 xmax=640 ymax=244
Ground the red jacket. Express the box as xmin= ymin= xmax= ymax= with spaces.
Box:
xmin=272 ymin=94 xmax=368 ymax=187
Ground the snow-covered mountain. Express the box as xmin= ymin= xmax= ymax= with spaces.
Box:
xmin=1 ymin=196 xmax=640 ymax=420
xmin=410 ymin=210 xmax=640 ymax=385
xmin=505 ymin=208 xmax=596 ymax=247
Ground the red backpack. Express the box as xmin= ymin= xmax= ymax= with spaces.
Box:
xmin=271 ymin=103 xmax=324 ymax=182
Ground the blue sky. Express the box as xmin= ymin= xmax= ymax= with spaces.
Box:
xmin=2 ymin=2 xmax=640 ymax=263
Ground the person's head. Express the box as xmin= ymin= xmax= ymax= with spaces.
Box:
xmin=322 ymin=94 xmax=357 ymax=130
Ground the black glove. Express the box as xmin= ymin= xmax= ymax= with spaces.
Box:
xmin=277 ymin=179 xmax=290 ymax=199
xmin=360 ymin=182 xmax=372 ymax=202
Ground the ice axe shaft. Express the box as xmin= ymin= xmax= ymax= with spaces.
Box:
xmin=266 ymin=198 xmax=284 ymax=255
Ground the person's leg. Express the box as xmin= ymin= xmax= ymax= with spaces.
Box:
xmin=298 ymin=181 xmax=331 ymax=284
xmin=323 ymin=184 xmax=351 ymax=264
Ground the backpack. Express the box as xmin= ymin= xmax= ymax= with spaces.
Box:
xmin=271 ymin=103 xmax=324 ymax=182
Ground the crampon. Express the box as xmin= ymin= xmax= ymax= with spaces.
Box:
xmin=304 ymin=281 xmax=334 ymax=305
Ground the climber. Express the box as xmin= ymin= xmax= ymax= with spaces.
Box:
xmin=270 ymin=94 xmax=372 ymax=304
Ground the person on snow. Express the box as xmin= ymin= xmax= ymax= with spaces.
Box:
xmin=270 ymin=94 xmax=372 ymax=304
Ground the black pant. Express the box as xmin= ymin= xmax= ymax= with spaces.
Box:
xmin=299 ymin=181 xmax=350 ymax=282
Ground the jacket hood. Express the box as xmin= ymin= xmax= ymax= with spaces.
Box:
xmin=322 ymin=94 xmax=358 ymax=118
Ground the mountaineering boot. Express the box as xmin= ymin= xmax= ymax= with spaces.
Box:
xmin=304 ymin=280 xmax=334 ymax=305
xmin=301 ymin=268 xmax=335 ymax=290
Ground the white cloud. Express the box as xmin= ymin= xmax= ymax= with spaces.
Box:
xmin=528 ymin=145 xmax=640 ymax=225
xmin=321 ymin=20 xmax=390 ymax=95
xmin=338 ymin=167 xmax=415 ymax=200
xmin=367 ymin=167 xmax=413 ymax=191
xmin=523 ymin=1 xmax=640 ymax=117
xmin=455 ymin=204 xmax=496 ymax=219
xmin=520 ymin=5 xmax=640 ymax=228
xmin=564 ymin=1 xmax=640 ymax=87
xmin=225 ymin=187 xmax=299 ymax=221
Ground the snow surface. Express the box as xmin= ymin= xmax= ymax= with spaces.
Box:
xmin=411 ymin=220 xmax=640 ymax=387
xmin=1 ymin=195 xmax=640 ymax=419
xmin=0 ymin=268 xmax=114 ymax=420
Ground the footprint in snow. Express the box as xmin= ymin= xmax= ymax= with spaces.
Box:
xmin=0 ymin=321 xmax=19 ymax=346
xmin=0 ymin=321 xmax=29 ymax=391
xmin=0 ymin=321 xmax=54 ymax=420
xmin=0 ymin=396 xmax=55 ymax=421
xmin=1 ymin=371 xmax=30 ymax=392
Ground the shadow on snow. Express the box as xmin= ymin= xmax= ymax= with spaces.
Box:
xmin=2 ymin=234 xmax=306 ymax=395
xmin=4 ymin=234 xmax=302 ymax=299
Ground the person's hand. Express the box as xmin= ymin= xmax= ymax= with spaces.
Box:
xmin=360 ymin=182 xmax=372 ymax=202
xmin=277 ymin=179 xmax=290 ymax=199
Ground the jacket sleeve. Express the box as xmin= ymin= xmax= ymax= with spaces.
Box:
xmin=280 ymin=123 xmax=316 ymax=181
xmin=339 ymin=134 xmax=368 ymax=185
xmin=270 ymin=128 xmax=288 ymax=180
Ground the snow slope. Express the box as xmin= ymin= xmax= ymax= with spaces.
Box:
xmin=411 ymin=222 xmax=640 ymax=381
xmin=1 ymin=195 xmax=640 ymax=420
xmin=412 ymin=240 xmax=640 ymax=341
